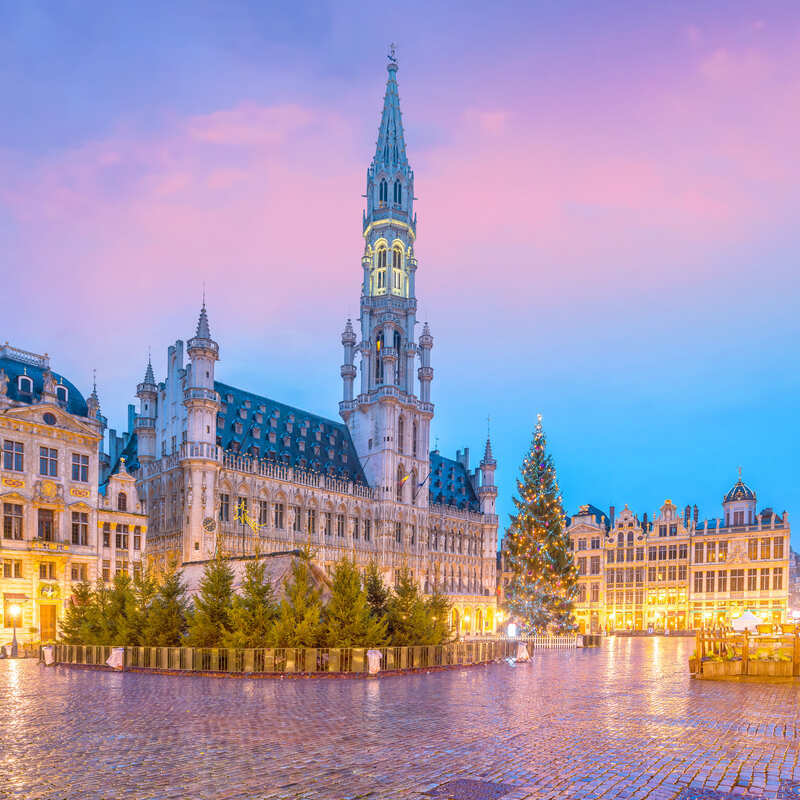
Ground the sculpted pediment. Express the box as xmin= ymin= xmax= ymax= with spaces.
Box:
xmin=2 ymin=402 xmax=99 ymax=439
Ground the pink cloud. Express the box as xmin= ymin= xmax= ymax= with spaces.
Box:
xmin=0 ymin=36 xmax=798 ymax=354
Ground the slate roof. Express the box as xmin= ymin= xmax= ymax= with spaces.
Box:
xmin=428 ymin=451 xmax=480 ymax=512
xmin=568 ymin=503 xmax=611 ymax=530
xmin=723 ymin=478 xmax=756 ymax=504
xmin=0 ymin=355 xmax=88 ymax=417
xmin=214 ymin=381 xmax=367 ymax=485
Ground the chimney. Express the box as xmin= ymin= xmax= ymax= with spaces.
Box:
xmin=609 ymin=505 xmax=616 ymax=527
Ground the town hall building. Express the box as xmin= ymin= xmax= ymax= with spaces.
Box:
xmin=116 ymin=53 xmax=500 ymax=636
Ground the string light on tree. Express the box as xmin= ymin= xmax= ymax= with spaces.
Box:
xmin=502 ymin=414 xmax=578 ymax=634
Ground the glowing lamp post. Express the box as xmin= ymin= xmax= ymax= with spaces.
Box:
xmin=8 ymin=603 xmax=21 ymax=658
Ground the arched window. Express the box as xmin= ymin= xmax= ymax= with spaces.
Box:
xmin=412 ymin=421 xmax=418 ymax=457
xmin=56 ymin=385 xmax=68 ymax=404
xmin=458 ymin=567 xmax=462 ymax=592
xmin=379 ymin=179 xmax=388 ymax=205
xmin=118 ymin=492 xmax=128 ymax=511
xmin=410 ymin=468 xmax=418 ymax=505
xmin=396 ymin=464 xmax=405 ymax=502
xmin=393 ymin=330 xmax=402 ymax=384
xmin=18 ymin=376 xmax=33 ymax=394
xmin=375 ymin=333 xmax=384 ymax=383
xmin=398 ymin=416 xmax=404 ymax=453
xmin=393 ymin=180 xmax=402 ymax=204
xmin=373 ymin=246 xmax=387 ymax=294
xmin=391 ymin=246 xmax=404 ymax=295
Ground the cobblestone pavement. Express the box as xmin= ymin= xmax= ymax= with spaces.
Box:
xmin=2 ymin=637 xmax=800 ymax=800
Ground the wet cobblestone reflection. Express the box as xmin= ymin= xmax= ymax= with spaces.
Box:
xmin=2 ymin=638 xmax=800 ymax=800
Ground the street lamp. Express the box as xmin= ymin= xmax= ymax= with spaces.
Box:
xmin=8 ymin=603 xmax=21 ymax=658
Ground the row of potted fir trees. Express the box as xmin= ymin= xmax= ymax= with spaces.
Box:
xmin=60 ymin=553 xmax=453 ymax=649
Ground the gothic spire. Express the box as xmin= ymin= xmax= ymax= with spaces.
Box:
xmin=195 ymin=302 xmax=211 ymax=340
xmin=143 ymin=353 xmax=155 ymax=386
xmin=374 ymin=44 xmax=408 ymax=170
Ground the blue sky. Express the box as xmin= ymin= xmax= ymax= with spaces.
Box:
xmin=2 ymin=1 xmax=799 ymax=543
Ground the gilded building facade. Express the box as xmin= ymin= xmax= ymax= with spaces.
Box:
xmin=0 ymin=344 xmax=146 ymax=644
xmin=120 ymin=54 xmax=499 ymax=636
xmin=567 ymin=476 xmax=790 ymax=633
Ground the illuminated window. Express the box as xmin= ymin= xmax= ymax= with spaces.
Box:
xmin=391 ymin=246 xmax=404 ymax=294
xmin=373 ymin=246 xmax=387 ymax=294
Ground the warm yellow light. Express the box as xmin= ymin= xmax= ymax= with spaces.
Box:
xmin=8 ymin=604 xmax=21 ymax=620
xmin=463 ymin=615 xmax=470 ymax=623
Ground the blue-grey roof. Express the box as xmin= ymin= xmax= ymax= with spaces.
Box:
xmin=568 ymin=503 xmax=610 ymax=530
xmin=723 ymin=478 xmax=756 ymax=504
xmin=215 ymin=381 xmax=367 ymax=484
xmin=428 ymin=451 xmax=480 ymax=512
xmin=0 ymin=356 xmax=88 ymax=417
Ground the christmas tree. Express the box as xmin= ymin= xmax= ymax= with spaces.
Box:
xmin=364 ymin=560 xmax=390 ymax=620
xmin=504 ymin=415 xmax=578 ymax=633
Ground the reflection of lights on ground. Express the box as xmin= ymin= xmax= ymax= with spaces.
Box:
xmin=506 ymin=623 xmax=517 ymax=638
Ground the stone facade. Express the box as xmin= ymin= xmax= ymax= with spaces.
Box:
xmin=565 ymin=478 xmax=790 ymax=633
xmin=0 ymin=344 xmax=146 ymax=644
xmin=125 ymin=54 xmax=500 ymax=637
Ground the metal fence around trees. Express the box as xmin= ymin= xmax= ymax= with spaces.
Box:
xmin=49 ymin=636 xmax=580 ymax=676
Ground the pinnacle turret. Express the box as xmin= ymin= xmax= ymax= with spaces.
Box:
xmin=482 ymin=435 xmax=496 ymax=466
xmin=143 ymin=356 xmax=155 ymax=387
xmin=195 ymin=303 xmax=211 ymax=340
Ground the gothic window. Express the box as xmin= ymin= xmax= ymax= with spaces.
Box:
xmin=379 ymin=178 xmax=388 ymax=205
xmin=375 ymin=333 xmax=384 ymax=384
xmin=393 ymin=180 xmax=402 ymax=204
xmin=412 ymin=421 xmax=418 ymax=458
xmin=391 ymin=246 xmax=404 ymax=295
xmin=393 ymin=330 xmax=402 ymax=384
xmin=398 ymin=417 xmax=404 ymax=453
xmin=410 ymin=469 xmax=418 ymax=505
xmin=373 ymin=246 xmax=387 ymax=294
xmin=396 ymin=464 xmax=405 ymax=502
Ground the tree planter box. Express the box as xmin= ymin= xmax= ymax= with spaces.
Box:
xmin=701 ymin=660 xmax=742 ymax=678
xmin=747 ymin=660 xmax=793 ymax=677
xmin=688 ymin=658 xmax=698 ymax=674
xmin=701 ymin=660 xmax=726 ymax=678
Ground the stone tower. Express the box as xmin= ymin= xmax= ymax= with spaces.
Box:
xmin=340 ymin=49 xmax=433 ymax=515
xmin=184 ymin=302 xmax=221 ymax=561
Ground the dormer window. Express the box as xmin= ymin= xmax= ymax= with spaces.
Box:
xmin=18 ymin=376 xmax=33 ymax=394
xmin=56 ymin=385 xmax=68 ymax=404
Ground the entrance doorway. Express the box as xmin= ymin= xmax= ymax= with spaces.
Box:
xmin=40 ymin=604 xmax=56 ymax=641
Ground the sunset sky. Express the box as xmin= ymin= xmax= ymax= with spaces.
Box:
xmin=2 ymin=1 xmax=799 ymax=541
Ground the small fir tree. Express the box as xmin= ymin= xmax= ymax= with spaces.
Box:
xmin=322 ymin=559 xmax=387 ymax=647
xmin=224 ymin=558 xmax=279 ymax=648
xmin=386 ymin=567 xmax=431 ymax=645
xmin=101 ymin=573 xmax=140 ymax=645
xmin=504 ymin=415 xmax=578 ymax=633
xmin=60 ymin=581 xmax=100 ymax=644
xmin=424 ymin=590 xmax=453 ymax=645
xmin=364 ymin=560 xmax=390 ymax=620
xmin=186 ymin=552 xmax=235 ymax=647
xmin=272 ymin=557 xmax=323 ymax=648
xmin=144 ymin=565 xmax=191 ymax=646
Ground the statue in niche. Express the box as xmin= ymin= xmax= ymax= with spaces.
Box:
xmin=0 ymin=369 xmax=7 ymax=397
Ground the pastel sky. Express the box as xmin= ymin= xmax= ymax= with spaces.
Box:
xmin=2 ymin=1 xmax=799 ymax=544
